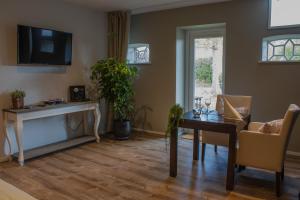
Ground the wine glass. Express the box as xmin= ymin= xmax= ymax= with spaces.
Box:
xmin=205 ymin=98 xmax=211 ymax=114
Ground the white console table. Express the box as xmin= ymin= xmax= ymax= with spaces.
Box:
xmin=3 ymin=101 xmax=101 ymax=166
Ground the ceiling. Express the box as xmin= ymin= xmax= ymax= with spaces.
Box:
xmin=63 ymin=0 xmax=230 ymax=14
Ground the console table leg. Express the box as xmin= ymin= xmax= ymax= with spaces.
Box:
xmin=3 ymin=112 xmax=12 ymax=159
xmin=14 ymin=120 xmax=24 ymax=166
xmin=94 ymin=106 xmax=101 ymax=143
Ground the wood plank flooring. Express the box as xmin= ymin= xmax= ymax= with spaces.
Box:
xmin=0 ymin=133 xmax=299 ymax=200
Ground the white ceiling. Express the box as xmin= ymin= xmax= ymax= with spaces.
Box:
xmin=63 ymin=0 xmax=230 ymax=14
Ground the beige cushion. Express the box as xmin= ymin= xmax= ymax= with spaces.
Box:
xmin=235 ymin=107 xmax=249 ymax=117
xmin=223 ymin=97 xmax=246 ymax=132
xmin=258 ymin=119 xmax=283 ymax=134
xmin=223 ymin=97 xmax=243 ymax=120
xmin=248 ymin=122 xmax=265 ymax=131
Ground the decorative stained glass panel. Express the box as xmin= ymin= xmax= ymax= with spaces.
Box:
xmin=127 ymin=44 xmax=150 ymax=64
xmin=262 ymin=35 xmax=300 ymax=62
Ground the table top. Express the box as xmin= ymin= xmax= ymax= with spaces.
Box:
xmin=3 ymin=101 xmax=97 ymax=114
xmin=182 ymin=111 xmax=249 ymax=124
xmin=179 ymin=111 xmax=240 ymax=133
xmin=182 ymin=111 xmax=226 ymax=123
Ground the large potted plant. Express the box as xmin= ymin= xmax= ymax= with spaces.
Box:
xmin=91 ymin=58 xmax=137 ymax=140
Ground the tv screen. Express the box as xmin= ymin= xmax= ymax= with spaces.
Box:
xmin=17 ymin=25 xmax=72 ymax=65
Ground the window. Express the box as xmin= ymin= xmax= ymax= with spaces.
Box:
xmin=262 ymin=35 xmax=300 ymax=62
xmin=269 ymin=0 xmax=300 ymax=28
xmin=127 ymin=44 xmax=150 ymax=64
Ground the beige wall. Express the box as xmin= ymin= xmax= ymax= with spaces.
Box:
xmin=130 ymin=0 xmax=300 ymax=152
xmin=0 ymin=0 xmax=107 ymax=157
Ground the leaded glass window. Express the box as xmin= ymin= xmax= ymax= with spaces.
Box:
xmin=127 ymin=44 xmax=150 ymax=64
xmin=262 ymin=35 xmax=300 ymax=62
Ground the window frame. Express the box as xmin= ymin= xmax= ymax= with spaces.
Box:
xmin=268 ymin=0 xmax=300 ymax=29
xmin=127 ymin=43 xmax=151 ymax=65
xmin=261 ymin=34 xmax=300 ymax=63
xmin=185 ymin=25 xmax=226 ymax=111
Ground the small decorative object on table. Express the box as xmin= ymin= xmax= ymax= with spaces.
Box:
xmin=11 ymin=90 xmax=26 ymax=109
xmin=193 ymin=97 xmax=202 ymax=118
xmin=69 ymin=85 xmax=86 ymax=102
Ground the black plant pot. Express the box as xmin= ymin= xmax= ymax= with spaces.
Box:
xmin=113 ymin=120 xmax=132 ymax=140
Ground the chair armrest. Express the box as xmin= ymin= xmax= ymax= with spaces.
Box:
xmin=248 ymin=122 xmax=264 ymax=131
xmin=239 ymin=130 xmax=281 ymax=141
xmin=237 ymin=130 xmax=283 ymax=171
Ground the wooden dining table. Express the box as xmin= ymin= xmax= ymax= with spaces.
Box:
xmin=169 ymin=111 xmax=250 ymax=191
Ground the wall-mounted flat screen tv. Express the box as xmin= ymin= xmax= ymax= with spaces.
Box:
xmin=18 ymin=25 xmax=72 ymax=66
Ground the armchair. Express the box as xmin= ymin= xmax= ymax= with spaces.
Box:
xmin=236 ymin=104 xmax=300 ymax=197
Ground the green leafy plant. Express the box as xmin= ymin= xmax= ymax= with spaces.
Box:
xmin=195 ymin=58 xmax=213 ymax=85
xmin=90 ymin=58 xmax=138 ymax=121
xmin=11 ymin=90 xmax=26 ymax=99
xmin=166 ymin=104 xmax=184 ymax=137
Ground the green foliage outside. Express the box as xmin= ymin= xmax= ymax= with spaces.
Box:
xmin=91 ymin=58 xmax=138 ymax=121
xmin=195 ymin=58 xmax=213 ymax=86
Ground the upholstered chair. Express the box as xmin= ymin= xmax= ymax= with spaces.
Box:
xmin=201 ymin=95 xmax=252 ymax=161
xmin=236 ymin=104 xmax=300 ymax=197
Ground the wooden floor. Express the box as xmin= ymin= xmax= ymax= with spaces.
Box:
xmin=0 ymin=133 xmax=299 ymax=200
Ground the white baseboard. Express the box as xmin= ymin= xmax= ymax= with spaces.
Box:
xmin=133 ymin=128 xmax=184 ymax=136
xmin=133 ymin=128 xmax=165 ymax=135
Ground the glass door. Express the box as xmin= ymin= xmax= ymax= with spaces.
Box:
xmin=187 ymin=28 xmax=225 ymax=111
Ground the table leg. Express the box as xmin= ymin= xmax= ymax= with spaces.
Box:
xmin=93 ymin=106 xmax=101 ymax=143
xmin=193 ymin=129 xmax=199 ymax=160
xmin=170 ymin=128 xmax=178 ymax=177
xmin=226 ymin=130 xmax=237 ymax=190
xmin=14 ymin=120 xmax=24 ymax=166
xmin=3 ymin=112 xmax=12 ymax=160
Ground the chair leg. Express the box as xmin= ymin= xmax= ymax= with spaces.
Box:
xmin=214 ymin=145 xmax=218 ymax=153
xmin=276 ymin=172 xmax=282 ymax=197
xmin=201 ymin=143 xmax=206 ymax=162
